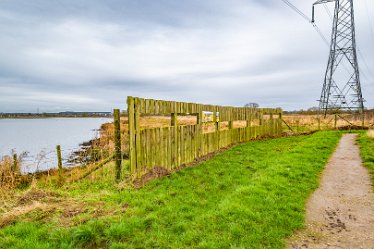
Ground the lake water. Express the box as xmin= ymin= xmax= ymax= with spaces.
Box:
xmin=0 ymin=118 xmax=111 ymax=173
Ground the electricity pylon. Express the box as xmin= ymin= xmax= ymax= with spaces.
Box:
xmin=312 ymin=0 xmax=364 ymax=116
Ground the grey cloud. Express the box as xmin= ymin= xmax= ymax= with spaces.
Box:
xmin=0 ymin=0 xmax=240 ymax=28
xmin=0 ymin=0 xmax=373 ymax=112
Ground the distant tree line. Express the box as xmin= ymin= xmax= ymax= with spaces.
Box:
xmin=0 ymin=112 xmax=113 ymax=118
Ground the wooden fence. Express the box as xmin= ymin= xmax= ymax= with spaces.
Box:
xmin=281 ymin=113 xmax=370 ymax=133
xmin=127 ymin=97 xmax=283 ymax=177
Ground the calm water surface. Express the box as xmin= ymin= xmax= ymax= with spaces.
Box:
xmin=0 ymin=118 xmax=111 ymax=173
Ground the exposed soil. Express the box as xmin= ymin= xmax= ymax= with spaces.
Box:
xmin=133 ymin=166 xmax=171 ymax=189
xmin=288 ymin=134 xmax=374 ymax=249
xmin=336 ymin=125 xmax=368 ymax=131
xmin=282 ymin=131 xmax=317 ymax=137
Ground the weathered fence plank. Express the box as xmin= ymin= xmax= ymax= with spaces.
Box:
xmin=127 ymin=97 xmax=136 ymax=174
xmin=113 ymin=109 xmax=122 ymax=181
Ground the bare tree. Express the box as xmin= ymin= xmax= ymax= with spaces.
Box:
xmin=244 ymin=103 xmax=259 ymax=108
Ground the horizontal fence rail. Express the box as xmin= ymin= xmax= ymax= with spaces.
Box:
xmin=127 ymin=96 xmax=283 ymax=177
xmin=281 ymin=113 xmax=369 ymax=132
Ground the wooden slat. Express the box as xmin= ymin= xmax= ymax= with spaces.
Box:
xmin=134 ymin=98 xmax=141 ymax=176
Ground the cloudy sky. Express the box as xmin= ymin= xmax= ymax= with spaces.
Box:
xmin=0 ymin=0 xmax=373 ymax=112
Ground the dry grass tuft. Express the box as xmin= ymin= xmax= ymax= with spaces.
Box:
xmin=0 ymin=156 xmax=18 ymax=189
xmin=0 ymin=186 xmax=90 ymax=229
xmin=0 ymin=188 xmax=15 ymax=216
xmin=17 ymin=188 xmax=60 ymax=206
xmin=0 ymin=201 xmax=51 ymax=228
xmin=367 ymin=129 xmax=374 ymax=138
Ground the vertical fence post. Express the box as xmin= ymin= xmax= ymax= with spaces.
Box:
xmin=171 ymin=111 xmax=178 ymax=168
xmin=127 ymin=97 xmax=136 ymax=176
xmin=197 ymin=109 xmax=203 ymax=157
xmin=334 ymin=114 xmax=337 ymax=129
xmin=171 ymin=113 xmax=177 ymax=126
xmin=296 ymin=120 xmax=300 ymax=133
xmin=228 ymin=107 xmax=233 ymax=130
xmin=248 ymin=109 xmax=253 ymax=128
xmin=361 ymin=113 xmax=365 ymax=127
xmin=12 ymin=153 xmax=17 ymax=173
xmin=114 ymin=109 xmax=122 ymax=181
xmin=269 ymin=113 xmax=274 ymax=136
xmin=228 ymin=109 xmax=234 ymax=145
xmin=259 ymin=114 xmax=263 ymax=126
xmin=317 ymin=116 xmax=321 ymax=131
xmin=56 ymin=145 xmax=63 ymax=184
xmin=134 ymin=99 xmax=141 ymax=177
xmin=279 ymin=110 xmax=283 ymax=135
xmin=214 ymin=112 xmax=219 ymax=130
xmin=214 ymin=108 xmax=220 ymax=150
xmin=228 ymin=120 xmax=233 ymax=129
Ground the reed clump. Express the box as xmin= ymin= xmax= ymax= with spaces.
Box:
xmin=0 ymin=155 xmax=35 ymax=191
xmin=0 ymin=155 xmax=19 ymax=190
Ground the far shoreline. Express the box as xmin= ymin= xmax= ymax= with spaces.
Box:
xmin=0 ymin=112 xmax=113 ymax=119
xmin=0 ymin=116 xmax=113 ymax=120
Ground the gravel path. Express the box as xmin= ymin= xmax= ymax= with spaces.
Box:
xmin=288 ymin=134 xmax=374 ymax=249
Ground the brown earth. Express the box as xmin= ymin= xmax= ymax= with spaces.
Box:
xmin=288 ymin=134 xmax=374 ymax=249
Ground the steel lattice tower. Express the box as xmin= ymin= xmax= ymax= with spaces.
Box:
xmin=312 ymin=0 xmax=364 ymax=116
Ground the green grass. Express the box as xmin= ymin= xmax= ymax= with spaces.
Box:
xmin=0 ymin=131 xmax=342 ymax=249
xmin=357 ymin=131 xmax=374 ymax=183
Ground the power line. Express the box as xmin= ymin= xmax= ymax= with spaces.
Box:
xmin=279 ymin=0 xmax=339 ymax=75
xmin=357 ymin=48 xmax=374 ymax=86
xmin=280 ymin=0 xmax=312 ymax=23
xmin=323 ymin=3 xmax=333 ymax=21
xmin=358 ymin=49 xmax=373 ymax=77
xmin=360 ymin=0 xmax=374 ymax=85
xmin=280 ymin=0 xmax=331 ymax=46
xmin=312 ymin=23 xmax=330 ymax=46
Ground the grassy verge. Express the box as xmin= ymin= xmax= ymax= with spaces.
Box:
xmin=357 ymin=131 xmax=374 ymax=183
xmin=0 ymin=131 xmax=342 ymax=249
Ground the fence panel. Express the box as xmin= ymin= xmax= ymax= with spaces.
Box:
xmin=127 ymin=96 xmax=282 ymax=177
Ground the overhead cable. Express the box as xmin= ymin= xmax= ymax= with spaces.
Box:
xmin=280 ymin=0 xmax=330 ymax=46
xmin=280 ymin=0 xmax=312 ymax=23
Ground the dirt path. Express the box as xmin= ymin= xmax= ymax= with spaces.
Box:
xmin=288 ymin=134 xmax=374 ymax=249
